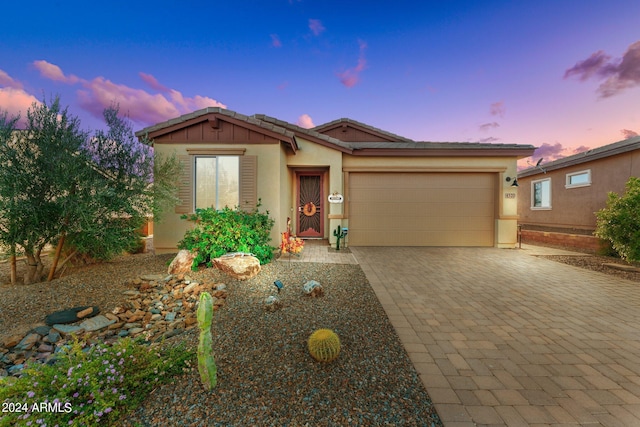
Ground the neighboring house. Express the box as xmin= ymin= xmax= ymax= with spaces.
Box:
xmin=136 ymin=108 xmax=535 ymax=253
xmin=517 ymin=136 xmax=640 ymax=251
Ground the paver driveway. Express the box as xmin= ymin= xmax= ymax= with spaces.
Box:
xmin=351 ymin=246 xmax=640 ymax=426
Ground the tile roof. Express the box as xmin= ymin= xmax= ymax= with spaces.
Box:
xmin=134 ymin=107 xmax=296 ymax=140
xmin=313 ymin=117 xmax=415 ymax=142
xmin=135 ymin=107 xmax=535 ymax=157
xmin=518 ymin=136 xmax=640 ymax=178
xmin=251 ymin=114 xmax=353 ymax=152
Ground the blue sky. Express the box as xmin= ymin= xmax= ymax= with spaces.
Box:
xmin=1 ymin=0 xmax=639 ymax=166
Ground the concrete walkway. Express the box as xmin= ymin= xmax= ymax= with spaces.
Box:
xmin=276 ymin=239 xmax=357 ymax=264
xmin=351 ymin=246 xmax=640 ymax=426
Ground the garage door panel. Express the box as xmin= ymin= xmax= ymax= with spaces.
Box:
xmin=349 ymin=172 xmax=495 ymax=246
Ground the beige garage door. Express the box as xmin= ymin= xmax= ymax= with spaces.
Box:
xmin=348 ymin=172 xmax=495 ymax=246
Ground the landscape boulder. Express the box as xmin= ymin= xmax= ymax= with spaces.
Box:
xmin=44 ymin=306 xmax=100 ymax=326
xmin=303 ymin=280 xmax=324 ymax=297
xmin=167 ymin=250 xmax=197 ymax=275
xmin=213 ymin=254 xmax=261 ymax=280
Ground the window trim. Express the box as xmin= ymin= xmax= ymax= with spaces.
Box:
xmin=565 ymin=169 xmax=591 ymax=189
xmin=531 ymin=177 xmax=552 ymax=210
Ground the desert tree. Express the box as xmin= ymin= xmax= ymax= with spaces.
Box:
xmin=0 ymin=97 xmax=181 ymax=284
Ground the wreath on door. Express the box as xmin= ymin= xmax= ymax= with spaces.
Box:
xmin=303 ymin=202 xmax=317 ymax=217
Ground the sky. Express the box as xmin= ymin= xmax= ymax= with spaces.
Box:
xmin=1 ymin=0 xmax=639 ymax=168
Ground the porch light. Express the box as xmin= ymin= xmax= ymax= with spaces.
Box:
xmin=506 ymin=177 xmax=519 ymax=187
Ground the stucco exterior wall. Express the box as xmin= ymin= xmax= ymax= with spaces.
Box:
xmin=517 ymin=150 xmax=640 ymax=231
xmin=153 ymin=143 xmax=283 ymax=253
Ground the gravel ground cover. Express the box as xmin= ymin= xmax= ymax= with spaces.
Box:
xmin=121 ymin=261 xmax=442 ymax=426
xmin=537 ymin=254 xmax=640 ymax=282
xmin=0 ymin=253 xmax=442 ymax=426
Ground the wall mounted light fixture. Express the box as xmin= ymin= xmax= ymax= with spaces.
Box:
xmin=505 ymin=177 xmax=519 ymax=187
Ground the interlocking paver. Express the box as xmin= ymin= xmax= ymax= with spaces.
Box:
xmin=351 ymin=245 xmax=640 ymax=426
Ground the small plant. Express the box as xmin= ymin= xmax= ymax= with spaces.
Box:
xmin=308 ymin=329 xmax=341 ymax=362
xmin=178 ymin=202 xmax=276 ymax=267
xmin=595 ymin=176 xmax=640 ymax=263
xmin=197 ymin=292 xmax=217 ymax=390
xmin=0 ymin=337 xmax=194 ymax=426
xmin=333 ymin=225 xmax=346 ymax=250
xmin=280 ymin=217 xmax=304 ymax=256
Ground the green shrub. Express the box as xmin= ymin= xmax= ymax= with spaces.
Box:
xmin=178 ymin=204 xmax=276 ymax=266
xmin=0 ymin=338 xmax=194 ymax=426
xmin=595 ymin=176 xmax=640 ymax=263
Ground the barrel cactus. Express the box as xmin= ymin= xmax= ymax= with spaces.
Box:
xmin=308 ymin=329 xmax=341 ymax=362
xmin=197 ymin=291 xmax=217 ymax=390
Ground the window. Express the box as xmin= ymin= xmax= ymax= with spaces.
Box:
xmin=566 ymin=169 xmax=591 ymax=188
xmin=531 ymin=178 xmax=551 ymax=209
xmin=194 ymin=156 xmax=239 ymax=209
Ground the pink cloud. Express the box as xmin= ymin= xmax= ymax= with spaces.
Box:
xmin=270 ymin=34 xmax=282 ymax=48
xmin=479 ymin=122 xmax=499 ymax=131
xmin=533 ymin=142 xmax=568 ymax=162
xmin=621 ymin=129 xmax=639 ymax=139
xmin=0 ymin=69 xmax=24 ymax=89
xmin=573 ymin=145 xmax=591 ymax=154
xmin=27 ymin=61 xmax=227 ymax=125
xmin=277 ymin=81 xmax=289 ymax=90
xmin=337 ymin=40 xmax=368 ymax=88
xmin=296 ymin=113 xmax=315 ymax=128
xmin=139 ymin=72 xmax=170 ymax=93
xmin=0 ymin=87 xmax=40 ymax=128
xmin=309 ymin=19 xmax=325 ymax=36
xmin=490 ymin=101 xmax=505 ymax=117
xmin=478 ymin=136 xmax=499 ymax=143
xmin=77 ymin=76 xmax=226 ymax=125
xmin=33 ymin=60 xmax=79 ymax=84
xmin=564 ymin=40 xmax=640 ymax=98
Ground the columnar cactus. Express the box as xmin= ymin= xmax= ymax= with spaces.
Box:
xmin=197 ymin=291 xmax=217 ymax=390
xmin=308 ymin=329 xmax=341 ymax=362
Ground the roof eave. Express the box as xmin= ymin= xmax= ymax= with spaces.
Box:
xmin=350 ymin=147 xmax=536 ymax=157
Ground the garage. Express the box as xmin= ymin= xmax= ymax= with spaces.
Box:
xmin=347 ymin=172 xmax=496 ymax=246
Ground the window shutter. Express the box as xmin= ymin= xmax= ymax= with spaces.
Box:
xmin=175 ymin=155 xmax=193 ymax=214
xmin=239 ymin=155 xmax=257 ymax=212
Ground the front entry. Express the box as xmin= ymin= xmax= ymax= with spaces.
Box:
xmin=296 ymin=172 xmax=323 ymax=237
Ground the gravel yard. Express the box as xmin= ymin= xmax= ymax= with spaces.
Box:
xmin=0 ymin=253 xmax=443 ymax=426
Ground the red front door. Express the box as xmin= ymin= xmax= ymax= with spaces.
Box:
xmin=297 ymin=173 xmax=323 ymax=237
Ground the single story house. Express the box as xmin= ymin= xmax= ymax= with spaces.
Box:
xmin=136 ymin=108 xmax=535 ymax=253
xmin=517 ymin=136 xmax=640 ymax=250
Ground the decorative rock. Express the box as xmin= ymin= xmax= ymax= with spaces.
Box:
xmin=263 ymin=295 xmax=282 ymax=312
xmin=303 ymin=280 xmax=324 ymax=297
xmin=213 ymin=254 xmax=261 ymax=280
xmin=118 ymin=330 xmax=129 ymax=337
xmin=140 ymin=274 xmax=166 ymax=281
xmin=46 ymin=331 xmax=61 ymax=344
xmin=3 ymin=335 xmax=23 ymax=349
xmin=76 ymin=307 xmax=94 ymax=319
xmin=45 ymin=306 xmax=99 ymax=326
xmin=15 ymin=333 xmax=40 ymax=351
xmin=167 ymin=250 xmax=197 ymax=275
xmin=52 ymin=324 xmax=86 ymax=336
xmin=33 ymin=325 xmax=51 ymax=336
xmin=37 ymin=343 xmax=53 ymax=353
xmin=79 ymin=315 xmax=116 ymax=332
xmin=165 ymin=312 xmax=177 ymax=322
xmin=183 ymin=282 xmax=199 ymax=294
xmin=216 ymin=284 xmax=227 ymax=290
xmin=128 ymin=328 xmax=144 ymax=335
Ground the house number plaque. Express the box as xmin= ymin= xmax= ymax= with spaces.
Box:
xmin=328 ymin=193 xmax=344 ymax=203
xmin=505 ymin=193 xmax=516 ymax=199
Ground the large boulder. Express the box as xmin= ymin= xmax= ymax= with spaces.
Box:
xmin=44 ymin=306 xmax=99 ymax=326
xmin=213 ymin=254 xmax=261 ymax=280
xmin=167 ymin=250 xmax=197 ymax=274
